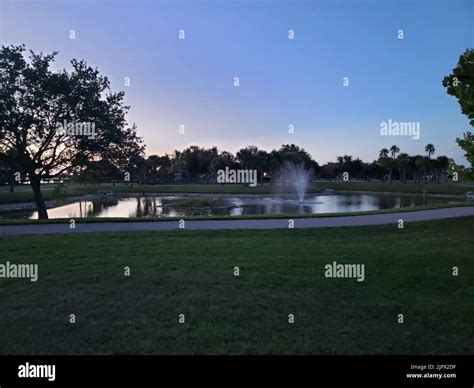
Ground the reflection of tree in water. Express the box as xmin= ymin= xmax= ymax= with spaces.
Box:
xmin=379 ymin=195 xmax=431 ymax=209
xmin=333 ymin=195 xmax=364 ymax=211
xmin=6 ymin=209 xmax=35 ymax=219
xmin=225 ymin=203 xmax=313 ymax=216
xmin=136 ymin=197 xmax=143 ymax=217
xmin=12 ymin=194 xmax=456 ymax=220
xmin=81 ymin=200 xmax=119 ymax=217
xmin=158 ymin=203 xmax=232 ymax=217
xmin=376 ymin=194 xmax=448 ymax=209
xmin=398 ymin=195 xmax=446 ymax=208
xmin=399 ymin=196 xmax=417 ymax=208
xmin=377 ymin=196 xmax=399 ymax=209
xmin=137 ymin=196 xmax=159 ymax=217
xmin=141 ymin=197 xmax=149 ymax=217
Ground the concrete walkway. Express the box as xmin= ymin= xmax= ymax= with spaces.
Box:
xmin=0 ymin=206 xmax=473 ymax=236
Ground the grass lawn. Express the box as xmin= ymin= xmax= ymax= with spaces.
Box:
xmin=316 ymin=181 xmax=473 ymax=195
xmin=0 ymin=217 xmax=473 ymax=355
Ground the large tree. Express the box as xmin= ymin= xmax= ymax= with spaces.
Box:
xmin=236 ymin=146 xmax=261 ymax=170
xmin=442 ymin=49 xmax=474 ymax=126
xmin=455 ymin=132 xmax=474 ymax=174
xmin=443 ymin=49 xmax=474 ymax=173
xmin=173 ymin=146 xmax=218 ymax=180
xmin=0 ymin=45 xmax=144 ymax=219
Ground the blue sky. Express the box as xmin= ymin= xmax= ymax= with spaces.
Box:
xmin=0 ymin=0 xmax=473 ymax=164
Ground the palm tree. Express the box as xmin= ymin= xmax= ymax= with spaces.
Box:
xmin=379 ymin=148 xmax=389 ymax=159
xmin=396 ymin=153 xmax=410 ymax=183
xmin=434 ymin=156 xmax=449 ymax=183
xmin=414 ymin=156 xmax=425 ymax=183
xmin=388 ymin=146 xmax=400 ymax=181
xmin=378 ymin=148 xmax=391 ymax=182
xmin=389 ymin=145 xmax=400 ymax=159
xmin=425 ymin=144 xmax=435 ymax=158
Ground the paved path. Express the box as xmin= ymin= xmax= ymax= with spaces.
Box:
xmin=1 ymin=207 xmax=473 ymax=236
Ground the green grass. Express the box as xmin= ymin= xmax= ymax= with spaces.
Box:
xmin=316 ymin=181 xmax=473 ymax=195
xmin=0 ymin=217 xmax=473 ymax=355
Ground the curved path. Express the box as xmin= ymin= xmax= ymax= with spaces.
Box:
xmin=0 ymin=206 xmax=473 ymax=236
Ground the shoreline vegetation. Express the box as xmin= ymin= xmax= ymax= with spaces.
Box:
xmin=0 ymin=203 xmax=473 ymax=226
xmin=1 ymin=181 xmax=473 ymax=205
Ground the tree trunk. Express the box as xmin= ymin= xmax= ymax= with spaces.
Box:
xmin=29 ymin=174 xmax=48 ymax=220
xmin=8 ymin=170 xmax=15 ymax=192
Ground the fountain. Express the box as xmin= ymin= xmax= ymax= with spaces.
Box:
xmin=281 ymin=161 xmax=311 ymax=202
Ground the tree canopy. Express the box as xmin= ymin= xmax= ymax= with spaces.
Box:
xmin=0 ymin=45 xmax=144 ymax=218
xmin=442 ymin=48 xmax=474 ymax=126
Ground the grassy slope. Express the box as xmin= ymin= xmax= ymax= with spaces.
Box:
xmin=316 ymin=181 xmax=473 ymax=195
xmin=0 ymin=217 xmax=473 ymax=355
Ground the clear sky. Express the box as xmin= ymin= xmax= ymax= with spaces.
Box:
xmin=0 ymin=0 xmax=473 ymax=164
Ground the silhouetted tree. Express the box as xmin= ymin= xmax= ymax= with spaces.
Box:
xmin=425 ymin=144 xmax=435 ymax=158
xmin=0 ymin=45 xmax=144 ymax=218
xmin=396 ymin=153 xmax=410 ymax=183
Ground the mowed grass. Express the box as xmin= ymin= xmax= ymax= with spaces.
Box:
xmin=316 ymin=181 xmax=473 ymax=195
xmin=0 ymin=217 xmax=473 ymax=355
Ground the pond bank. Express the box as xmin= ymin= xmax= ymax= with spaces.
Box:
xmin=1 ymin=206 xmax=474 ymax=235
xmin=0 ymin=190 xmax=467 ymax=213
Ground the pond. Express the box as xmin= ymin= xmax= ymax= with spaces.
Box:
xmin=1 ymin=193 xmax=459 ymax=219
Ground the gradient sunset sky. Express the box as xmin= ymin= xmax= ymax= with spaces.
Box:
xmin=1 ymin=0 xmax=473 ymax=164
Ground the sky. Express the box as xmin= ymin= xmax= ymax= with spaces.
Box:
xmin=0 ymin=0 xmax=473 ymax=164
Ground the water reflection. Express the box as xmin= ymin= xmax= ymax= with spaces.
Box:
xmin=0 ymin=193 xmax=456 ymax=219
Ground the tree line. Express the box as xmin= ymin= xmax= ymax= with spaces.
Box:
xmin=70 ymin=142 xmax=461 ymax=185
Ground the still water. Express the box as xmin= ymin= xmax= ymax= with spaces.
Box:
xmin=3 ymin=193 xmax=456 ymax=219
